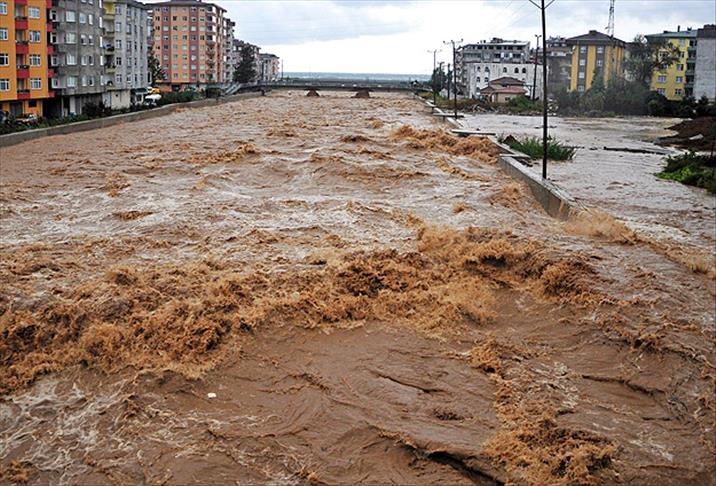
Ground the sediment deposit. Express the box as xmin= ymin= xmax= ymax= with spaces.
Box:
xmin=1 ymin=91 xmax=714 ymax=485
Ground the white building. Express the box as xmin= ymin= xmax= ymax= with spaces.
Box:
xmin=694 ymin=24 xmax=715 ymax=101
xmin=465 ymin=61 xmax=543 ymax=99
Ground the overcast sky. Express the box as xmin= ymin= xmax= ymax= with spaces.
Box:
xmin=163 ymin=0 xmax=716 ymax=74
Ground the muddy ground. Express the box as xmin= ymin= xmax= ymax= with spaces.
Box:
xmin=1 ymin=91 xmax=715 ymax=485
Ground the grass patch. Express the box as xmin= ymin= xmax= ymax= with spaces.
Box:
xmin=498 ymin=135 xmax=576 ymax=161
xmin=657 ymin=151 xmax=716 ymax=193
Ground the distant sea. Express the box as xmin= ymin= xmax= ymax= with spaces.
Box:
xmin=284 ymin=72 xmax=430 ymax=82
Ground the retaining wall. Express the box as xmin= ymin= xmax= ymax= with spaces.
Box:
xmin=0 ymin=91 xmax=263 ymax=149
xmin=414 ymin=93 xmax=579 ymax=220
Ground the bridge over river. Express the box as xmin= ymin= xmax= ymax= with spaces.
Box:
xmin=224 ymin=78 xmax=430 ymax=95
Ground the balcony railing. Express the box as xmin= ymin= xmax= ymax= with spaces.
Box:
xmin=17 ymin=67 xmax=30 ymax=78
xmin=15 ymin=17 xmax=29 ymax=30
xmin=47 ymin=45 xmax=55 ymax=54
xmin=48 ymin=68 xmax=55 ymax=78
xmin=16 ymin=41 xmax=29 ymax=54
xmin=17 ymin=89 xmax=31 ymax=100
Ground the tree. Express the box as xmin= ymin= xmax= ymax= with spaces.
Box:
xmin=625 ymin=34 xmax=680 ymax=86
xmin=234 ymin=45 xmax=257 ymax=83
xmin=148 ymin=49 xmax=165 ymax=83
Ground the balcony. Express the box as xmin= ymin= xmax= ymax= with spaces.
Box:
xmin=16 ymin=41 xmax=29 ymax=54
xmin=47 ymin=68 xmax=55 ymax=78
xmin=47 ymin=44 xmax=54 ymax=54
xmin=46 ymin=0 xmax=52 ymax=7
xmin=15 ymin=17 xmax=29 ymax=30
xmin=16 ymin=0 xmax=28 ymax=4
xmin=47 ymin=90 xmax=55 ymax=98
xmin=17 ymin=89 xmax=31 ymax=100
xmin=17 ymin=67 xmax=30 ymax=78
xmin=46 ymin=22 xmax=53 ymax=32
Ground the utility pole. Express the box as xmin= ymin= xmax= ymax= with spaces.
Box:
xmin=444 ymin=39 xmax=462 ymax=119
xmin=528 ymin=0 xmax=554 ymax=179
xmin=532 ymin=34 xmax=541 ymax=101
xmin=427 ymin=49 xmax=441 ymax=105
xmin=438 ymin=61 xmax=445 ymax=95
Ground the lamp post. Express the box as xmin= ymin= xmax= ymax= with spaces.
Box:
xmin=427 ymin=49 xmax=441 ymax=105
xmin=533 ymin=34 xmax=541 ymax=101
xmin=443 ymin=39 xmax=463 ymax=119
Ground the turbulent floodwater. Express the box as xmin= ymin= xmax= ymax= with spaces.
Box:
xmin=1 ymin=92 xmax=715 ymax=485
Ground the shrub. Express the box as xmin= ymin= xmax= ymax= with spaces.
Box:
xmin=658 ymin=151 xmax=716 ymax=193
xmin=498 ymin=135 xmax=576 ymax=161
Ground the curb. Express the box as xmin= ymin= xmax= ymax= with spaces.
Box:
xmin=0 ymin=91 xmax=263 ymax=149
xmin=414 ymin=93 xmax=580 ymax=220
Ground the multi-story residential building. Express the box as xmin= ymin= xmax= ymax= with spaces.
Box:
xmin=544 ymin=36 xmax=571 ymax=92
xmin=566 ymin=30 xmax=625 ymax=92
xmin=0 ymin=0 xmax=55 ymax=117
xmin=150 ymin=0 xmax=228 ymax=90
xmin=646 ymin=27 xmax=697 ymax=100
xmin=220 ymin=15 xmax=232 ymax=83
xmin=694 ymin=24 xmax=715 ymax=101
xmin=459 ymin=39 xmax=542 ymax=99
xmin=259 ymin=52 xmax=278 ymax=82
xmin=455 ymin=38 xmax=530 ymax=96
xmin=45 ymin=0 xmax=105 ymax=116
xmin=102 ymin=0 xmax=150 ymax=108
xmin=231 ymin=38 xmax=259 ymax=82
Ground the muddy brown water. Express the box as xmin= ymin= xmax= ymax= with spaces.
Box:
xmin=1 ymin=91 xmax=714 ymax=485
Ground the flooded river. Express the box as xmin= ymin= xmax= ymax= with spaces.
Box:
xmin=1 ymin=92 xmax=714 ymax=485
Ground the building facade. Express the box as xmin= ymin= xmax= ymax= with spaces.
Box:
xmin=45 ymin=0 xmax=105 ymax=116
xmin=231 ymin=38 xmax=259 ymax=82
xmin=0 ymin=0 xmax=55 ymax=117
xmin=694 ymin=24 xmax=715 ymax=101
xmin=102 ymin=0 xmax=150 ymax=109
xmin=458 ymin=38 xmax=530 ymax=95
xmin=646 ymin=27 xmax=697 ymax=101
xmin=566 ymin=30 xmax=625 ymax=92
xmin=259 ymin=52 xmax=278 ymax=82
xmin=220 ymin=15 xmax=232 ymax=82
xmin=151 ymin=0 xmax=228 ymax=90
xmin=544 ymin=36 xmax=572 ymax=92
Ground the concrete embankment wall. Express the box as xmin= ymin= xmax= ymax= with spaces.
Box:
xmin=0 ymin=92 xmax=262 ymax=149
xmin=413 ymin=94 xmax=579 ymax=220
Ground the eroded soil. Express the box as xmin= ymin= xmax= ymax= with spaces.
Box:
xmin=1 ymin=91 xmax=714 ymax=485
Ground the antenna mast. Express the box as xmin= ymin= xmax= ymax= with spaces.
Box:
xmin=606 ymin=0 xmax=615 ymax=37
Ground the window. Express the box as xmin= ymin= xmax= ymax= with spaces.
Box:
xmin=115 ymin=5 xmax=121 ymax=14
xmin=81 ymin=55 xmax=87 ymax=65
xmin=115 ymin=39 xmax=122 ymax=48
xmin=596 ymin=59 xmax=603 ymax=67
xmin=580 ymin=46 xmax=586 ymax=53
xmin=88 ymin=14 xmax=93 ymax=25
xmin=677 ymin=64 xmax=684 ymax=71
xmin=81 ymin=75 xmax=87 ymax=86
xmin=522 ymin=67 xmax=527 ymax=74
xmin=0 ymin=78 xmax=9 ymax=91
xmin=0 ymin=53 xmax=7 ymax=65
xmin=30 ymin=78 xmax=42 ymax=89
xmin=679 ymin=39 xmax=685 ymax=46
xmin=88 ymin=35 xmax=93 ymax=45
xmin=79 ymin=12 xmax=86 ymax=23
xmin=66 ymin=10 xmax=76 ymax=22
xmin=657 ymin=75 xmax=667 ymax=83
xmin=66 ymin=76 xmax=77 ymax=87
xmin=29 ymin=54 xmax=41 ymax=65
xmin=0 ymin=2 xmax=6 ymax=15
xmin=675 ymin=88 xmax=683 ymax=96
xmin=476 ymin=77 xmax=480 ymax=83
xmin=579 ymin=59 xmax=586 ymax=66
xmin=50 ymin=55 xmax=58 ymax=66
xmin=88 ymin=76 xmax=94 ymax=86
xmin=66 ymin=53 xmax=76 ymax=65
xmin=80 ymin=34 xmax=86 ymax=45
xmin=676 ymin=76 xmax=683 ymax=83
xmin=577 ymin=85 xmax=585 ymax=92
xmin=28 ymin=7 xmax=40 ymax=18
xmin=115 ymin=73 xmax=121 ymax=84
xmin=578 ymin=72 xmax=585 ymax=79
xmin=29 ymin=30 xmax=41 ymax=43
xmin=115 ymin=21 xmax=121 ymax=31
xmin=657 ymin=88 xmax=666 ymax=95
xmin=0 ymin=28 xmax=7 ymax=40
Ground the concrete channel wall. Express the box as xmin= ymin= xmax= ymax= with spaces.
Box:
xmin=0 ymin=92 xmax=263 ymax=149
xmin=413 ymin=94 xmax=579 ymax=220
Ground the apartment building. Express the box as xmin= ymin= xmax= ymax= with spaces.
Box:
xmin=151 ymin=0 xmax=229 ymax=90
xmin=259 ymin=52 xmax=278 ymax=82
xmin=566 ymin=30 xmax=625 ymax=92
xmin=0 ymin=0 xmax=54 ymax=117
xmin=231 ymin=38 xmax=259 ymax=82
xmin=220 ymin=15 xmax=232 ymax=82
xmin=458 ymin=39 xmax=543 ymax=99
xmin=45 ymin=0 xmax=105 ymax=116
xmin=694 ymin=24 xmax=715 ymax=101
xmin=102 ymin=0 xmax=150 ymax=108
xmin=645 ymin=27 xmax=697 ymax=101
xmin=544 ymin=36 xmax=571 ymax=92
